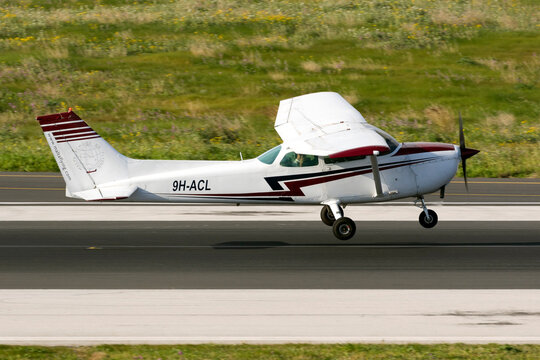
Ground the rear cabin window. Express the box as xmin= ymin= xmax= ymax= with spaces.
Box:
xmin=323 ymin=155 xmax=366 ymax=164
xmin=257 ymin=145 xmax=282 ymax=164
xmin=280 ymin=152 xmax=319 ymax=167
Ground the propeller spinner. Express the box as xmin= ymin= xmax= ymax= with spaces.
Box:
xmin=458 ymin=112 xmax=480 ymax=190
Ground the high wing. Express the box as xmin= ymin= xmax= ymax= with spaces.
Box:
xmin=274 ymin=92 xmax=389 ymax=158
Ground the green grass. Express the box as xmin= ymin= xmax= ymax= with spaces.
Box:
xmin=0 ymin=0 xmax=539 ymax=176
xmin=1 ymin=344 xmax=540 ymax=360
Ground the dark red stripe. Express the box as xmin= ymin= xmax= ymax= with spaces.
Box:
xmin=393 ymin=142 xmax=455 ymax=156
xmin=57 ymin=135 xmax=100 ymax=143
xmin=36 ymin=111 xmax=81 ymax=125
xmin=177 ymin=159 xmax=429 ymax=198
xmin=55 ymin=131 xmax=97 ymax=140
xmin=330 ymin=145 xmax=390 ymax=158
xmin=42 ymin=120 xmax=88 ymax=132
xmin=53 ymin=127 xmax=93 ymax=137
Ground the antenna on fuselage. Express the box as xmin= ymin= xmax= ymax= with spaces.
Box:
xmin=239 ymin=152 xmax=243 ymax=161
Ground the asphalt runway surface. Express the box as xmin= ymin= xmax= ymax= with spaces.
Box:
xmin=1 ymin=221 xmax=539 ymax=289
xmin=1 ymin=173 xmax=539 ymax=289
xmin=1 ymin=172 xmax=540 ymax=203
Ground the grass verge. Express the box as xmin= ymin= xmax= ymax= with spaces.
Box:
xmin=0 ymin=0 xmax=538 ymax=176
xmin=1 ymin=343 xmax=540 ymax=360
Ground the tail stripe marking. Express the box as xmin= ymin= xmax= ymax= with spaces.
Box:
xmin=56 ymin=135 xmax=100 ymax=143
xmin=37 ymin=111 xmax=101 ymax=143
xmin=55 ymin=131 xmax=97 ymax=141
xmin=41 ymin=121 xmax=91 ymax=132
xmin=40 ymin=119 xmax=85 ymax=128
xmin=37 ymin=111 xmax=81 ymax=125
xmin=53 ymin=127 xmax=95 ymax=137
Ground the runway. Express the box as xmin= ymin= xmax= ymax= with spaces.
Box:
xmin=1 ymin=172 xmax=539 ymax=344
xmin=1 ymin=221 xmax=539 ymax=289
xmin=1 ymin=173 xmax=539 ymax=289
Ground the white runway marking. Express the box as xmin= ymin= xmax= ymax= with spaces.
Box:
xmin=0 ymin=205 xmax=538 ymax=221
xmin=1 ymin=290 xmax=540 ymax=345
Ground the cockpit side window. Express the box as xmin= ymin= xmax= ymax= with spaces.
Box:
xmin=257 ymin=145 xmax=282 ymax=164
xmin=280 ymin=152 xmax=319 ymax=167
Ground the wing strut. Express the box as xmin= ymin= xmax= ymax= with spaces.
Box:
xmin=369 ymin=150 xmax=383 ymax=197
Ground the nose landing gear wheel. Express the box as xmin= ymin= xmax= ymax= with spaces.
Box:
xmin=332 ymin=217 xmax=356 ymax=240
xmin=320 ymin=205 xmax=336 ymax=226
xmin=419 ymin=209 xmax=438 ymax=228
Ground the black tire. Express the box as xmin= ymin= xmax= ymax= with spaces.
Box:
xmin=419 ymin=209 xmax=438 ymax=228
xmin=320 ymin=205 xmax=336 ymax=226
xmin=332 ymin=217 xmax=356 ymax=240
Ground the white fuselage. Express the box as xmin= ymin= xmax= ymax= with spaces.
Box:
xmin=112 ymin=141 xmax=460 ymax=205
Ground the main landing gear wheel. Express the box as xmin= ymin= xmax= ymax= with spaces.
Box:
xmin=320 ymin=205 xmax=337 ymax=226
xmin=333 ymin=217 xmax=356 ymax=240
xmin=419 ymin=209 xmax=438 ymax=228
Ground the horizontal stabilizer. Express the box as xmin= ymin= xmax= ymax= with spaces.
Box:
xmin=72 ymin=185 xmax=137 ymax=201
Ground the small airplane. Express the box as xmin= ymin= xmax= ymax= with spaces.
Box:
xmin=36 ymin=92 xmax=478 ymax=240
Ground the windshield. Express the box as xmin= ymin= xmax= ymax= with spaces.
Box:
xmin=257 ymin=145 xmax=282 ymax=164
xmin=375 ymin=129 xmax=399 ymax=154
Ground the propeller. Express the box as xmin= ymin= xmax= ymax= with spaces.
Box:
xmin=458 ymin=112 xmax=480 ymax=190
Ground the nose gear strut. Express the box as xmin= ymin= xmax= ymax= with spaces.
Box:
xmin=415 ymin=196 xmax=438 ymax=228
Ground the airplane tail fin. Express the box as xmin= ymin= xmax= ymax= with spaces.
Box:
xmin=36 ymin=110 xmax=136 ymax=201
